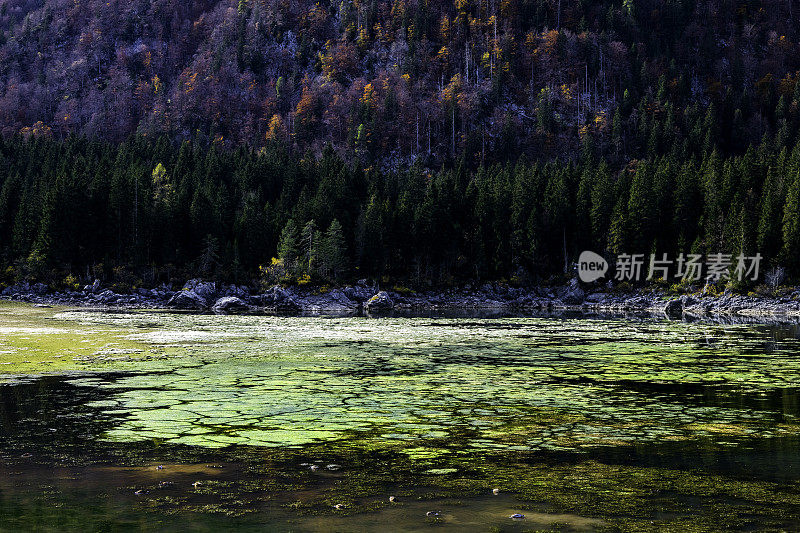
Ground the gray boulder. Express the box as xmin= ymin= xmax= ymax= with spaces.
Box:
xmin=664 ymin=298 xmax=684 ymax=318
xmin=560 ymin=279 xmax=585 ymax=305
xmin=585 ymin=292 xmax=608 ymax=303
xmin=183 ymin=279 xmax=217 ymax=301
xmin=259 ymin=286 xmax=300 ymax=313
xmin=96 ymin=289 xmax=120 ymax=304
xmin=212 ymin=296 xmax=251 ymax=314
xmin=168 ymin=290 xmax=208 ymax=309
xmin=538 ymin=287 xmax=556 ymax=298
xmin=31 ymin=283 xmax=48 ymax=295
xmin=83 ymin=279 xmax=102 ymax=293
xmin=366 ymin=291 xmax=394 ymax=312
xmin=1 ymin=284 xmax=19 ymax=296
xmin=258 ymin=286 xmax=288 ymax=305
xmin=681 ymin=295 xmax=699 ymax=307
xmin=299 ymin=289 xmax=358 ymax=313
xmin=343 ymin=285 xmax=377 ymax=302
xmin=222 ymin=284 xmax=250 ymax=298
xmin=275 ymin=296 xmax=300 ymax=314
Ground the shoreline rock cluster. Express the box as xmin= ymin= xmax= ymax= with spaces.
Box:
xmin=2 ymin=278 xmax=800 ymax=320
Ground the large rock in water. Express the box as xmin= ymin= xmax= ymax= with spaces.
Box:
xmin=182 ymin=279 xmax=217 ymax=301
xmin=365 ymin=291 xmax=394 ymax=312
xmin=212 ymin=296 xmax=251 ymax=314
xmin=168 ymin=290 xmax=208 ymax=309
xmin=258 ymin=286 xmax=300 ymax=313
xmin=274 ymin=294 xmax=300 ymax=313
xmin=222 ymin=284 xmax=250 ymax=299
xmin=298 ymin=289 xmax=358 ymax=313
xmin=664 ymin=298 xmax=683 ymax=318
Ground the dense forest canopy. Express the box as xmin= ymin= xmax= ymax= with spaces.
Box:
xmin=2 ymin=134 xmax=800 ymax=288
xmin=1 ymin=0 xmax=800 ymax=288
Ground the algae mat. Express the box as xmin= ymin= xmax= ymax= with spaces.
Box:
xmin=46 ymin=307 xmax=800 ymax=451
xmin=0 ymin=302 xmax=174 ymax=380
xmin=1 ymin=302 xmax=800 ymax=531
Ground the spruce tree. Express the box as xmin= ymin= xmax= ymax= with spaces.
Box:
xmin=321 ymin=219 xmax=347 ymax=281
xmin=301 ymin=219 xmax=318 ymax=274
xmin=781 ymin=172 xmax=800 ymax=270
xmin=277 ymin=219 xmax=300 ymax=272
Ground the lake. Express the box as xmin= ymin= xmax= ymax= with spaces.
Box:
xmin=1 ymin=301 xmax=800 ymax=531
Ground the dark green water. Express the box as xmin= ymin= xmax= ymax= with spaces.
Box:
xmin=1 ymin=304 xmax=800 ymax=531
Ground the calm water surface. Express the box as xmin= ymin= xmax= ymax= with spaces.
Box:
xmin=1 ymin=302 xmax=800 ymax=531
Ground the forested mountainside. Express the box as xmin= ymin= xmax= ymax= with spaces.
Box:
xmin=1 ymin=0 xmax=799 ymax=167
xmin=2 ymin=135 xmax=800 ymax=288
xmin=2 ymin=1 xmax=800 ymax=288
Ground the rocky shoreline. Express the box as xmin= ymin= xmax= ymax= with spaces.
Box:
xmin=3 ymin=278 xmax=800 ymax=322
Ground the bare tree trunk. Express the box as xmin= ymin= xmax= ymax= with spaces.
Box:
xmin=452 ymin=106 xmax=456 ymax=157
xmin=427 ymin=120 xmax=431 ymax=155
xmin=416 ymin=112 xmax=419 ymax=156
xmin=481 ymin=125 xmax=485 ymax=164
xmin=557 ymin=0 xmax=561 ymax=30
xmin=464 ymin=43 xmax=468 ymax=85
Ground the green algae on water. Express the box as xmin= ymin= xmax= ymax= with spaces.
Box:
xmin=0 ymin=302 xmax=176 ymax=380
xmin=3 ymin=303 xmax=800 ymax=530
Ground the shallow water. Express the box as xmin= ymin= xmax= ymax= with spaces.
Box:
xmin=1 ymin=301 xmax=800 ymax=531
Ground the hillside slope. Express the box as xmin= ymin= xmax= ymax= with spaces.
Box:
xmin=1 ymin=0 xmax=799 ymax=167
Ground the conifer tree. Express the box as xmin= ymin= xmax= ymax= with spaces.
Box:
xmin=781 ymin=172 xmax=800 ymax=270
xmin=301 ymin=219 xmax=319 ymax=275
xmin=321 ymin=219 xmax=347 ymax=281
xmin=277 ymin=219 xmax=300 ymax=272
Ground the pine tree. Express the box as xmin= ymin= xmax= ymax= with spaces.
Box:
xmin=321 ymin=219 xmax=347 ymax=281
xmin=590 ymin=161 xmax=614 ymax=251
xmin=301 ymin=219 xmax=318 ymax=274
xmin=781 ymin=172 xmax=800 ymax=270
xmin=672 ymin=161 xmax=700 ymax=253
xmin=198 ymin=234 xmax=220 ymax=277
xmin=626 ymin=162 xmax=656 ymax=253
xmin=277 ymin=219 xmax=300 ymax=271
